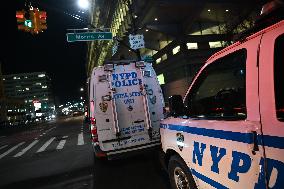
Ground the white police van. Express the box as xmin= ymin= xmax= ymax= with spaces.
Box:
xmin=89 ymin=60 xmax=164 ymax=159
xmin=160 ymin=1 xmax=284 ymax=188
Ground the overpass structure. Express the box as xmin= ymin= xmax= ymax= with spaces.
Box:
xmin=86 ymin=0 xmax=264 ymax=101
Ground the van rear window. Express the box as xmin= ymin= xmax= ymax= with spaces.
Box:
xmin=274 ymin=34 xmax=284 ymax=122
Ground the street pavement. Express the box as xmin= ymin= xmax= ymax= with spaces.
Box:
xmin=0 ymin=116 xmax=171 ymax=189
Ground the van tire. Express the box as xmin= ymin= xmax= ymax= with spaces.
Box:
xmin=168 ymin=155 xmax=197 ymax=189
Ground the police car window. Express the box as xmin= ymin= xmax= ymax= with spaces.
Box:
xmin=274 ymin=34 xmax=284 ymax=121
xmin=185 ymin=49 xmax=247 ymax=120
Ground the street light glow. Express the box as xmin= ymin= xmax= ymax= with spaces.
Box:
xmin=78 ymin=0 xmax=89 ymax=9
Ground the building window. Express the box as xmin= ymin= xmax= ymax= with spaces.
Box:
xmin=161 ymin=54 xmax=167 ymax=61
xmin=157 ymin=74 xmax=165 ymax=85
xmin=38 ymin=74 xmax=45 ymax=77
xmin=26 ymin=88 xmax=29 ymax=90
xmin=156 ymin=58 xmax=161 ymax=64
xmin=209 ymin=41 xmax=224 ymax=48
xmin=172 ymin=46 xmax=180 ymax=55
xmin=187 ymin=43 xmax=198 ymax=49
xmin=42 ymin=86 xmax=47 ymax=89
xmin=36 ymin=83 xmax=41 ymax=86
xmin=13 ymin=76 xmax=17 ymax=80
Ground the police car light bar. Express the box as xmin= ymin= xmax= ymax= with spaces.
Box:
xmin=260 ymin=0 xmax=282 ymax=16
xmin=135 ymin=61 xmax=146 ymax=68
xmin=104 ymin=64 xmax=114 ymax=71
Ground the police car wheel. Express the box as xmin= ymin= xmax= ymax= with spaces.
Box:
xmin=168 ymin=155 xmax=197 ymax=189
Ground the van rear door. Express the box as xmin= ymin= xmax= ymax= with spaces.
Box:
xmin=96 ymin=63 xmax=151 ymax=152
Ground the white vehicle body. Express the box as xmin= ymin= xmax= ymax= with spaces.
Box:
xmin=89 ymin=60 xmax=164 ymax=159
xmin=160 ymin=3 xmax=284 ymax=189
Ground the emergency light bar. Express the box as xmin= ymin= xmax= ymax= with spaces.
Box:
xmin=135 ymin=61 xmax=146 ymax=68
xmin=260 ymin=0 xmax=283 ymax=16
xmin=233 ymin=0 xmax=284 ymax=41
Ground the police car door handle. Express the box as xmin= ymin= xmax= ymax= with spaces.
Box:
xmin=252 ymin=131 xmax=259 ymax=155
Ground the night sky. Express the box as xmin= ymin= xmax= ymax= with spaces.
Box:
xmin=1 ymin=0 xmax=89 ymax=104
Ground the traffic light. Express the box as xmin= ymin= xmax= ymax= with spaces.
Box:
xmin=16 ymin=8 xmax=47 ymax=34
xmin=38 ymin=11 xmax=47 ymax=31
xmin=31 ymin=9 xmax=47 ymax=34
xmin=16 ymin=10 xmax=27 ymax=31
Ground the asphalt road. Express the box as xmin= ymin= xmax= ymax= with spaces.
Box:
xmin=0 ymin=116 xmax=171 ymax=189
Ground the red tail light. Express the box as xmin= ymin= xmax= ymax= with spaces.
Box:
xmin=91 ymin=124 xmax=98 ymax=142
xmin=90 ymin=117 xmax=96 ymax=125
xmin=91 ymin=126 xmax=97 ymax=135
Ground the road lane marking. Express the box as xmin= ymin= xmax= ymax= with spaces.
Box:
xmin=37 ymin=137 xmax=56 ymax=153
xmin=0 ymin=145 xmax=8 ymax=150
xmin=14 ymin=140 xmax=39 ymax=157
xmin=78 ymin=133 xmax=84 ymax=145
xmin=56 ymin=140 xmax=66 ymax=150
xmin=0 ymin=142 xmax=25 ymax=160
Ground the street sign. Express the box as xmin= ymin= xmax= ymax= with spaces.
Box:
xmin=66 ymin=32 xmax=113 ymax=42
xmin=129 ymin=34 xmax=145 ymax=50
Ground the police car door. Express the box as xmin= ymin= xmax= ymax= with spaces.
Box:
xmin=258 ymin=22 xmax=284 ymax=188
xmin=179 ymin=37 xmax=264 ymax=189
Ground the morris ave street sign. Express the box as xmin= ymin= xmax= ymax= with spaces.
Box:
xmin=66 ymin=32 xmax=113 ymax=42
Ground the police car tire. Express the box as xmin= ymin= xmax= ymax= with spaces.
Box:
xmin=168 ymin=155 xmax=197 ymax=189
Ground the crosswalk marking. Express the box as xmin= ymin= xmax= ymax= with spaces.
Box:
xmin=0 ymin=142 xmax=25 ymax=160
xmin=56 ymin=136 xmax=68 ymax=150
xmin=78 ymin=133 xmax=84 ymax=145
xmin=37 ymin=137 xmax=56 ymax=153
xmin=14 ymin=140 xmax=39 ymax=157
xmin=0 ymin=145 xmax=8 ymax=150
xmin=0 ymin=131 xmax=86 ymax=159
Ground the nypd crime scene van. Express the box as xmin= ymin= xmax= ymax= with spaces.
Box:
xmin=160 ymin=1 xmax=284 ymax=189
xmin=89 ymin=60 xmax=164 ymax=159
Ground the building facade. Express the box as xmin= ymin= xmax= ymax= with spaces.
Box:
xmin=86 ymin=0 xmax=263 ymax=102
xmin=2 ymin=72 xmax=55 ymax=119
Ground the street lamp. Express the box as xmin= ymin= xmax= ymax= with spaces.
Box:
xmin=80 ymin=87 xmax=84 ymax=91
xmin=77 ymin=0 xmax=89 ymax=9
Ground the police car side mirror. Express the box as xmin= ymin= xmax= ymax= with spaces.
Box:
xmin=168 ymin=95 xmax=185 ymax=117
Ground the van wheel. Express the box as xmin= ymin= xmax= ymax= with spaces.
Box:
xmin=168 ymin=155 xmax=197 ymax=189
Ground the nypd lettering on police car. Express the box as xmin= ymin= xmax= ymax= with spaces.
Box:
xmin=161 ymin=124 xmax=284 ymax=189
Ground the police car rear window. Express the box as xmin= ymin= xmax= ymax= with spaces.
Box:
xmin=274 ymin=34 xmax=284 ymax=121
xmin=186 ymin=49 xmax=247 ymax=120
